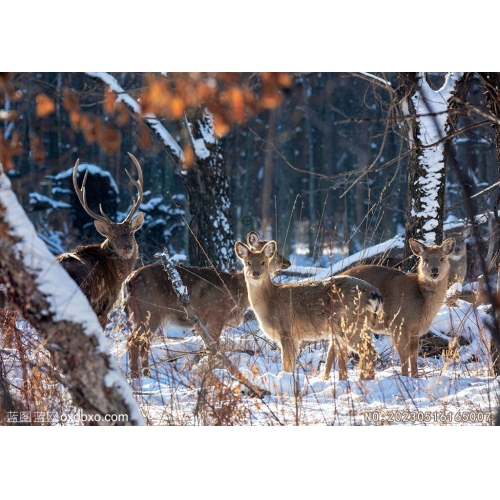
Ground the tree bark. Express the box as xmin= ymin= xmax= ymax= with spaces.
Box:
xmin=183 ymin=108 xmax=236 ymax=271
xmin=261 ymin=109 xmax=276 ymax=240
xmin=398 ymin=72 xmax=472 ymax=270
xmin=480 ymin=72 xmax=500 ymax=380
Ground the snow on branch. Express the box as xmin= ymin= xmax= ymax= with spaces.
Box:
xmin=356 ymin=72 xmax=393 ymax=88
xmin=288 ymin=214 xmax=488 ymax=279
xmin=406 ymin=72 xmax=465 ymax=242
xmin=86 ymin=72 xmax=184 ymax=163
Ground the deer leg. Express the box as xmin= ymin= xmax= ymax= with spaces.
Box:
xmin=139 ymin=332 xmax=152 ymax=378
xmin=127 ymin=335 xmax=141 ymax=379
xmin=394 ymin=332 xmax=410 ymax=377
xmin=409 ymin=335 xmax=420 ymax=378
xmin=323 ymin=339 xmax=336 ymax=380
xmin=280 ymin=334 xmax=298 ymax=373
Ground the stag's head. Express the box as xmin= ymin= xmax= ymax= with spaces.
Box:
xmin=73 ymin=152 xmax=145 ymax=259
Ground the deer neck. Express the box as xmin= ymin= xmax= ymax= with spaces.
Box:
xmin=101 ymin=239 xmax=138 ymax=276
xmin=417 ymin=273 xmax=449 ymax=309
xmin=244 ymin=272 xmax=275 ymax=308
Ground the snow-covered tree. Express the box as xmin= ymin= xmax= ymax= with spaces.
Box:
xmin=87 ymin=72 xmax=235 ymax=270
xmin=0 ymin=167 xmax=144 ymax=425
xmin=398 ymin=72 xmax=473 ymax=268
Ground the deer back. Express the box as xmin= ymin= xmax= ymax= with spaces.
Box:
xmin=235 ymin=240 xmax=382 ymax=343
xmin=343 ymin=238 xmax=455 ymax=337
xmin=123 ymin=231 xmax=291 ymax=340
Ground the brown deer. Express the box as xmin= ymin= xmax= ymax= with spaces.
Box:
xmin=57 ymin=153 xmax=145 ymax=328
xmin=123 ymin=232 xmax=291 ymax=378
xmin=234 ymin=239 xmax=384 ymax=380
xmin=342 ymin=238 xmax=455 ymax=378
xmin=446 ymin=226 xmax=472 ymax=287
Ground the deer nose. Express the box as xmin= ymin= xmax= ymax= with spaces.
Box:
xmin=431 ymin=268 xmax=439 ymax=278
xmin=252 ymin=271 xmax=260 ymax=278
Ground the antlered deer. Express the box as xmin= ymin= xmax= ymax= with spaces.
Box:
xmin=123 ymin=232 xmax=291 ymax=378
xmin=234 ymin=240 xmax=384 ymax=380
xmin=57 ymin=153 xmax=145 ymax=328
xmin=342 ymin=238 xmax=455 ymax=378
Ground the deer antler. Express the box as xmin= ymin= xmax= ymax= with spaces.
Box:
xmin=123 ymin=152 xmax=144 ymax=223
xmin=72 ymin=159 xmax=113 ymax=224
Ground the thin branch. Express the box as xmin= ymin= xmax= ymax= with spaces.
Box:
xmin=85 ymin=72 xmax=185 ymax=165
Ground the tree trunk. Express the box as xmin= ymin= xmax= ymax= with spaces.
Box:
xmin=399 ymin=72 xmax=472 ymax=270
xmin=261 ymin=109 xmax=276 ymax=240
xmin=183 ymin=108 xmax=236 ymax=271
xmin=0 ymin=171 xmax=144 ymax=425
xmin=481 ymin=72 xmax=500 ymax=379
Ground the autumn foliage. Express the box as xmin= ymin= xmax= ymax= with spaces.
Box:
xmin=0 ymin=72 xmax=293 ymax=170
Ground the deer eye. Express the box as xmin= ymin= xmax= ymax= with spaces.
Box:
xmin=246 ymin=261 xmax=251 ymax=267
xmin=424 ymin=259 xmax=429 ymax=263
xmin=440 ymin=257 xmax=444 ymax=262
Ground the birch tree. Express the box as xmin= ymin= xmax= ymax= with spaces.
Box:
xmin=398 ymin=72 xmax=473 ymax=268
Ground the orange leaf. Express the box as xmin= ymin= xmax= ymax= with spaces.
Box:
xmin=115 ymin=101 xmax=130 ymax=126
xmin=30 ymin=135 xmax=45 ymax=164
xmin=62 ymin=89 xmax=79 ymax=112
xmin=104 ymin=87 xmax=116 ymax=115
xmin=9 ymin=131 xmax=23 ymax=156
xmin=80 ymin=116 xmax=95 ymax=143
xmin=277 ymin=73 xmax=293 ymax=87
xmin=69 ymin=110 xmax=81 ymax=130
xmin=96 ymin=122 xmax=121 ymax=154
xmin=228 ymin=87 xmax=245 ymax=124
xmin=36 ymin=93 xmax=55 ymax=118
xmin=138 ymin=122 xmax=153 ymax=148
xmin=260 ymin=84 xmax=283 ymax=109
xmin=170 ymin=95 xmax=185 ymax=120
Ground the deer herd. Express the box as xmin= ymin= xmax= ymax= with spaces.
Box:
xmin=51 ymin=155 xmax=484 ymax=385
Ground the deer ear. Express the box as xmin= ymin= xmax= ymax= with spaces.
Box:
xmin=409 ymin=238 xmax=425 ymax=256
xmin=247 ymin=231 xmax=260 ymax=248
xmin=131 ymin=212 xmax=145 ymax=232
xmin=442 ymin=238 xmax=456 ymax=255
xmin=462 ymin=226 xmax=473 ymax=239
xmin=94 ymin=220 xmax=113 ymax=239
xmin=263 ymin=241 xmax=276 ymax=259
xmin=235 ymin=242 xmax=249 ymax=260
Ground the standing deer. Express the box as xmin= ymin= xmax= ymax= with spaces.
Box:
xmin=234 ymin=239 xmax=384 ymax=380
xmin=342 ymin=237 xmax=456 ymax=378
xmin=57 ymin=153 xmax=145 ymax=328
xmin=123 ymin=232 xmax=291 ymax=378
xmin=446 ymin=226 xmax=472 ymax=287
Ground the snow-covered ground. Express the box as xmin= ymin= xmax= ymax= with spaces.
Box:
xmin=106 ymin=274 xmax=500 ymax=426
